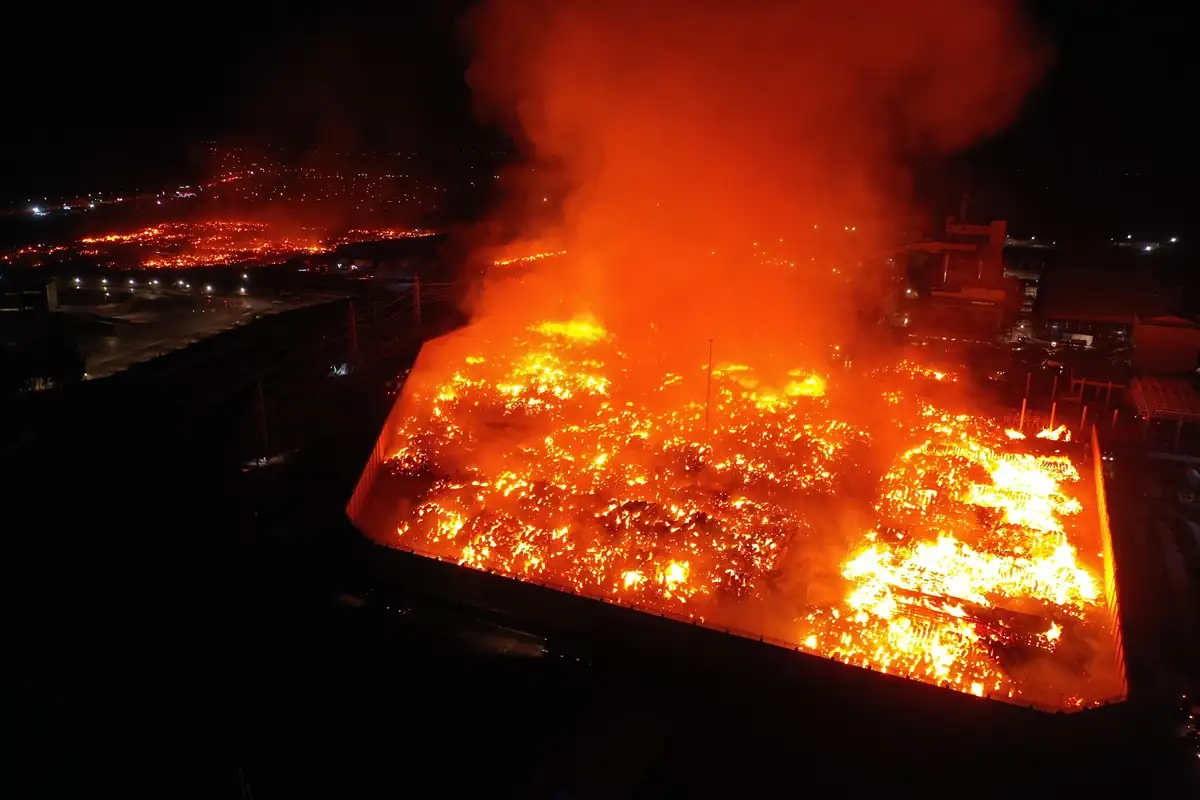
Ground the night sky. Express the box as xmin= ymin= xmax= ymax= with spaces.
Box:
xmin=1 ymin=1 xmax=1190 ymax=238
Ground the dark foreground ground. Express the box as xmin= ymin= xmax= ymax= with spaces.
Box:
xmin=8 ymin=309 xmax=1200 ymax=798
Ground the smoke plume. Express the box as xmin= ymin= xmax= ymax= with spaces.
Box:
xmin=463 ymin=0 xmax=1045 ymax=361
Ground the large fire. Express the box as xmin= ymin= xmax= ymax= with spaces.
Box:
xmin=361 ymin=317 xmax=1123 ymax=710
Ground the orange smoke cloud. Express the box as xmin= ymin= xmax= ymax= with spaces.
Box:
xmin=464 ymin=0 xmax=1046 ymax=361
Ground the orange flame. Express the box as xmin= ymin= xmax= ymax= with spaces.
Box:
xmin=371 ymin=320 xmax=1121 ymax=709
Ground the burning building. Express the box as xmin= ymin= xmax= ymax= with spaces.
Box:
xmin=348 ymin=315 xmax=1127 ymax=712
xmin=343 ymin=0 xmax=1130 ymax=717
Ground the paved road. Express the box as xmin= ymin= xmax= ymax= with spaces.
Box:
xmin=79 ymin=296 xmax=334 ymax=380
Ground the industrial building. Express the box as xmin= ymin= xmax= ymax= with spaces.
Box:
xmin=0 ymin=273 xmax=58 ymax=312
xmin=893 ymin=216 xmax=1022 ymax=340
xmin=347 ymin=316 xmax=1130 ymax=716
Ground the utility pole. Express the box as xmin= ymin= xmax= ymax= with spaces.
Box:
xmin=704 ymin=339 xmax=714 ymax=437
xmin=412 ymin=273 xmax=422 ymax=328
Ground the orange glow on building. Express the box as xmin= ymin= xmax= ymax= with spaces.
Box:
xmin=350 ymin=318 xmax=1125 ymax=711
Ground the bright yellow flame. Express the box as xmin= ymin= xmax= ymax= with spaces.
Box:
xmin=1036 ymin=425 xmax=1071 ymax=442
xmin=531 ymin=318 xmax=610 ymax=342
xmin=786 ymin=372 xmax=827 ymax=397
xmin=380 ymin=319 xmax=1114 ymax=708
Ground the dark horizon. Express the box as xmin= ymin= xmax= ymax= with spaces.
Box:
xmin=1 ymin=1 xmax=1191 ymax=239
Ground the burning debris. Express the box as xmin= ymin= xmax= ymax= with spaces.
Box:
xmin=360 ymin=318 xmax=1123 ymax=710
xmin=1 ymin=221 xmax=432 ymax=270
xmin=492 ymin=250 xmax=568 ymax=268
xmin=359 ymin=0 xmax=1098 ymax=709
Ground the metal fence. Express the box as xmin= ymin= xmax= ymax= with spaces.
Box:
xmin=346 ymin=387 xmax=407 ymax=523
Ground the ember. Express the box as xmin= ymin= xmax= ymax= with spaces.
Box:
xmin=1 ymin=221 xmax=433 ymax=270
xmin=359 ymin=317 xmax=1124 ymax=710
xmin=493 ymin=250 xmax=569 ymax=268
xmin=135 ymin=222 xmax=328 ymax=268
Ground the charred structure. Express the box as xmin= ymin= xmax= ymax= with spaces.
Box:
xmin=349 ymin=318 xmax=1126 ymax=711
